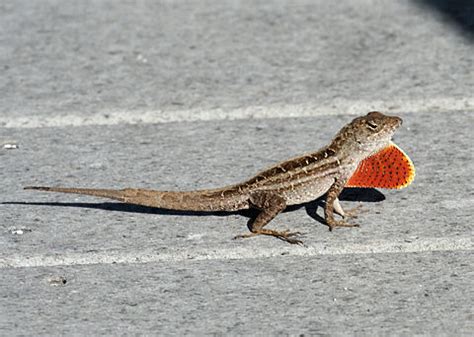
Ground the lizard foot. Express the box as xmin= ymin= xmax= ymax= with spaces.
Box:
xmin=234 ymin=229 xmax=304 ymax=245
xmin=327 ymin=220 xmax=360 ymax=232
xmin=343 ymin=205 xmax=367 ymax=219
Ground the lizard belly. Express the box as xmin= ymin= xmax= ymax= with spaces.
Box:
xmin=279 ymin=176 xmax=335 ymax=206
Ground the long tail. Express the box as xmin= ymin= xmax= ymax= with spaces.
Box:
xmin=24 ymin=186 xmax=247 ymax=211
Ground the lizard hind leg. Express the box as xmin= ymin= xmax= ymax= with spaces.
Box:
xmin=234 ymin=191 xmax=303 ymax=245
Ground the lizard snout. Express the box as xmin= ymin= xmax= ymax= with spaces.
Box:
xmin=394 ymin=116 xmax=403 ymax=127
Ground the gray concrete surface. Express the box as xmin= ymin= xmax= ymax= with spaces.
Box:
xmin=1 ymin=0 xmax=473 ymax=126
xmin=1 ymin=0 xmax=473 ymax=336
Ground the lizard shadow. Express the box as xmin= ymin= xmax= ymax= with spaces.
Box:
xmin=4 ymin=188 xmax=384 ymax=225
xmin=3 ymin=201 xmax=250 ymax=217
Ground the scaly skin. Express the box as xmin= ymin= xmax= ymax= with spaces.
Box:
xmin=25 ymin=111 xmax=403 ymax=244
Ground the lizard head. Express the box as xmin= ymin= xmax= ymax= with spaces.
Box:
xmin=331 ymin=111 xmax=403 ymax=157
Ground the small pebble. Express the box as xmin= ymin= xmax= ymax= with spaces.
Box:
xmin=8 ymin=226 xmax=32 ymax=235
xmin=48 ymin=276 xmax=67 ymax=286
xmin=3 ymin=143 xmax=19 ymax=149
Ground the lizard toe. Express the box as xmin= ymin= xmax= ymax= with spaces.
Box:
xmin=327 ymin=220 xmax=360 ymax=231
xmin=343 ymin=205 xmax=367 ymax=219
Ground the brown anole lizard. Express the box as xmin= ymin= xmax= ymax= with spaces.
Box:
xmin=25 ymin=111 xmax=415 ymax=244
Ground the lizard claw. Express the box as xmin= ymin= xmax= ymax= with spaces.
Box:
xmin=327 ymin=220 xmax=360 ymax=231
xmin=234 ymin=229 xmax=304 ymax=245
xmin=276 ymin=230 xmax=304 ymax=245
xmin=280 ymin=229 xmax=302 ymax=237
xmin=342 ymin=205 xmax=367 ymax=219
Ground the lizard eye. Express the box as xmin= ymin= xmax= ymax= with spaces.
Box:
xmin=366 ymin=120 xmax=378 ymax=130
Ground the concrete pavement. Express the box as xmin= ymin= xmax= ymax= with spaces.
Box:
xmin=1 ymin=0 xmax=473 ymax=335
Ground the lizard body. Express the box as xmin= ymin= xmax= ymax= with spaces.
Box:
xmin=25 ymin=111 xmax=415 ymax=244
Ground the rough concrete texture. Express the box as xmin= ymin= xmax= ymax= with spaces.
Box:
xmin=1 ymin=252 xmax=472 ymax=335
xmin=1 ymin=0 xmax=473 ymax=121
xmin=1 ymin=0 xmax=473 ymax=336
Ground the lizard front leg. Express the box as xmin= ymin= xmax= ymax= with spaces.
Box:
xmin=234 ymin=191 xmax=302 ymax=244
xmin=325 ymin=179 xmax=360 ymax=231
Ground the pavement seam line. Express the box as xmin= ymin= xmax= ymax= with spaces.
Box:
xmin=1 ymin=237 xmax=471 ymax=268
xmin=2 ymin=97 xmax=473 ymax=128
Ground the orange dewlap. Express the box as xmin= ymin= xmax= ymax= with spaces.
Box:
xmin=346 ymin=142 xmax=415 ymax=189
